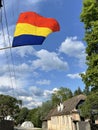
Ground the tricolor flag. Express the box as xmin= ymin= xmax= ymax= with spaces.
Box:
xmin=12 ymin=11 xmax=60 ymax=47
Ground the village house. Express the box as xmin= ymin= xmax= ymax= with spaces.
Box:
xmin=43 ymin=94 xmax=87 ymax=130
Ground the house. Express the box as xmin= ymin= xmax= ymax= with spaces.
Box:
xmin=43 ymin=94 xmax=86 ymax=130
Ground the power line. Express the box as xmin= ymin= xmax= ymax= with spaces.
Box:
xmin=1 ymin=0 xmax=18 ymax=97
xmin=0 ymin=8 xmax=15 ymax=95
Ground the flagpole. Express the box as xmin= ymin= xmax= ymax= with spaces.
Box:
xmin=0 ymin=46 xmax=12 ymax=50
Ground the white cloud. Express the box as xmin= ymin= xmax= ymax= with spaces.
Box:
xmin=36 ymin=79 xmax=51 ymax=85
xmin=0 ymin=33 xmax=13 ymax=55
xmin=0 ymin=63 xmax=36 ymax=95
xmin=26 ymin=101 xmax=42 ymax=109
xmin=0 ymin=63 xmax=33 ymax=78
xmin=43 ymin=90 xmax=52 ymax=97
xmin=17 ymin=86 xmax=53 ymax=108
xmin=0 ymin=75 xmax=22 ymax=89
xmin=59 ymin=37 xmax=85 ymax=56
xmin=32 ymin=49 xmax=68 ymax=71
xmin=18 ymin=95 xmax=42 ymax=108
xmin=0 ymin=79 xmax=61 ymax=108
xmin=27 ymin=0 xmax=46 ymax=4
xmin=52 ymin=88 xmax=59 ymax=93
xmin=0 ymin=75 xmax=25 ymax=97
xmin=43 ymin=87 xmax=59 ymax=98
xmin=67 ymin=73 xmax=81 ymax=79
xmin=19 ymin=96 xmax=33 ymax=102
xmin=14 ymin=46 xmax=36 ymax=57
xmin=29 ymin=86 xmax=43 ymax=97
xmin=59 ymin=37 xmax=86 ymax=66
xmin=17 ymin=87 xmax=60 ymax=108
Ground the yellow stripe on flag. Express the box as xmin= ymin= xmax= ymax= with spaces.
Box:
xmin=14 ymin=23 xmax=53 ymax=37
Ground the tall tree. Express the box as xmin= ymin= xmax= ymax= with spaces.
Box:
xmin=83 ymin=86 xmax=90 ymax=95
xmin=26 ymin=107 xmax=42 ymax=127
xmin=74 ymin=87 xmax=83 ymax=96
xmin=80 ymin=0 xmax=98 ymax=91
xmin=16 ymin=107 xmax=29 ymax=125
xmin=80 ymin=0 xmax=98 ymax=120
xmin=39 ymin=100 xmax=53 ymax=121
xmin=51 ymin=87 xmax=73 ymax=106
xmin=79 ymin=91 xmax=98 ymax=120
xmin=0 ymin=94 xmax=22 ymax=120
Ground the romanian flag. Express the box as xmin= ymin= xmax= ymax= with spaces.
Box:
xmin=12 ymin=11 xmax=60 ymax=47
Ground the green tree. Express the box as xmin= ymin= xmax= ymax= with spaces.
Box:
xmin=39 ymin=100 xmax=53 ymax=121
xmin=16 ymin=107 xmax=29 ymax=124
xmin=26 ymin=101 xmax=53 ymax=127
xmin=26 ymin=107 xmax=42 ymax=128
xmin=0 ymin=94 xmax=22 ymax=120
xmin=80 ymin=91 xmax=98 ymax=120
xmin=74 ymin=87 xmax=83 ymax=96
xmin=83 ymin=86 xmax=90 ymax=95
xmin=80 ymin=0 xmax=98 ymax=90
xmin=80 ymin=0 xmax=98 ymax=120
xmin=51 ymin=87 xmax=73 ymax=106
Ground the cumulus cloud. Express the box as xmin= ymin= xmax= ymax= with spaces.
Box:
xmin=32 ymin=49 xmax=68 ymax=71
xmin=16 ymin=87 xmax=57 ymax=108
xmin=29 ymin=86 xmax=43 ymax=97
xmin=0 ymin=75 xmax=61 ymax=108
xmin=0 ymin=63 xmax=37 ymax=95
xmin=59 ymin=37 xmax=86 ymax=66
xmin=36 ymin=79 xmax=51 ymax=85
xmin=26 ymin=101 xmax=42 ymax=109
xmin=18 ymin=87 xmax=59 ymax=108
xmin=14 ymin=46 xmax=36 ymax=57
xmin=0 ymin=75 xmax=22 ymax=89
xmin=52 ymin=88 xmax=59 ymax=93
xmin=0 ymin=75 xmax=25 ymax=97
xmin=0 ymin=32 xmax=13 ymax=53
xmin=18 ymin=95 xmax=42 ymax=108
xmin=43 ymin=90 xmax=52 ymax=97
xmin=43 ymin=87 xmax=59 ymax=98
xmin=0 ymin=63 xmax=34 ymax=78
xmin=67 ymin=73 xmax=81 ymax=79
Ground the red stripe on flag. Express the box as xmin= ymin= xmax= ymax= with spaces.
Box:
xmin=17 ymin=12 xmax=60 ymax=32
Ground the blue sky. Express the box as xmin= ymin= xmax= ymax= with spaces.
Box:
xmin=0 ymin=0 xmax=87 ymax=108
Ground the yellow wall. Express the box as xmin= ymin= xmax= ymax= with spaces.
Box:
xmin=47 ymin=114 xmax=80 ymax=130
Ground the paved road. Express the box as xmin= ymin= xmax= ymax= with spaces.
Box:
xmin=14 ymin=127 xmax=42 ymax=130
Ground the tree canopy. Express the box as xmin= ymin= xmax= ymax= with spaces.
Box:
xmin=16 ymin=107 xmax=29 ymax=125
xmin=51 ymin=87 xmax=73 ymax=106
xmin=80 ymin=0 xmax=98 ymax=120
xmin=0 ymin=94 xmax=22 ymax=120
xmin=74 ymin=87 xmax=83 ymax=96
xmin=80 ymin=91 xmax=98 ymax=120
xmin=80 ymin=0 xmax=98 ymax=90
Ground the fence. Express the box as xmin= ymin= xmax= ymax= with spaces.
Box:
xmin=77 ymin=121 xmax=91 ymax=130
xmin=0 ymin=120 xmax=14 ymax=130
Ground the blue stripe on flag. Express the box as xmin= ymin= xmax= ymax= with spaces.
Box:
xmin=12 ymin=35 xmax=45 ymax=47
